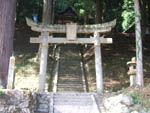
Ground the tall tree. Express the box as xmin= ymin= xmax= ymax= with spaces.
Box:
xmin=140 ymin=0 xmax=146 ymax=40
xmin=147 ymin=0 xmax=150 ymax=26
xmin=0 ymin=0 xmax=16 ymax=88
xmin=96 ymin=0 xmax=102 ymax=23
xmin=36 ymin=0 xmax=53 ymax=61
xmin=133 ymin=0 xmax=144 ymax=86
xmin=42 ymin=0 xmax=53 ymax=24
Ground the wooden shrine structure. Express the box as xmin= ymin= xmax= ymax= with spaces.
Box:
xmin=56 ymin=7 xmax=78 ymax=24
xmin=26 ymin=18 xmax=116 ymax=93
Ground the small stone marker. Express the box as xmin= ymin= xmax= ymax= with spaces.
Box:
xmin=127 ymin=57 xmax=136 ymax=86
xmin=66 ymin=23 xmax=77 ymax=41
xmin=7 ymin=56 xmax=15 ymax=89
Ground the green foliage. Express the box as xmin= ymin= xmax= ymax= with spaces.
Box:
xmin=16 ymin=0 xmax=43 ymax=23
xmin=15 ymin=0 xmax=137 ymax=32
xmin=56 ymin=0 xmax=74 ymax=13
xmin=103 ymin=0 xmax=123 ymax=31
xmin=130 ymin=93 xmax=142 ymax=104
xmin=122 ymin=0 xmax=135 ymax=32
xmin=55 ymin=0 xmax=96 ymax=24
xmin=74 ymin=0 xmax=95 ymax=15
xmin=0 ymin=86 xmax=3 ymax=96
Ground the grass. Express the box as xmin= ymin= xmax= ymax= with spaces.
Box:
xmin=0 ymin=85 xmax=3 ymax=96
xmin=122 ymin=85 xmax=150 ymax=110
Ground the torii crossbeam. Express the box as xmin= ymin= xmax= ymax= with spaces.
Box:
xmin=26 ymin=18 xmax=116 ymax=93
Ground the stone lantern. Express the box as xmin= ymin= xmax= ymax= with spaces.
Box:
xmin=127 ymin=57 xmax=136 ymax=86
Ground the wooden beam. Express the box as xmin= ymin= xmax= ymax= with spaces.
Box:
xmin=48 ymin=37 xmax=94 ymax=44
xmin=30 ymin=37 xmax=112 ymax=44
xmin=30 ymin=37 xmax=42 ymax=43
xmin=100 ymin=37 xmax=112 ymax=44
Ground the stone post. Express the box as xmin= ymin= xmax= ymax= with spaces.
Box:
xmin=39 ymin=31 xmax=49 ymax=92
xmin=127 ymin=57 xmax=136 ymax=86
xmin=7 ymin=56 xmax=15 ymax=89
xmin=94 ymin=32 xmax=103 ymax=93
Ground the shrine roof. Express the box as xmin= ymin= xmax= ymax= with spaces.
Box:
xmin=57 ymin=7 xmax=78 ymax=17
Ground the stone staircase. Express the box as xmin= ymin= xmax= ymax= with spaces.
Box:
xmin=36 ymin=45 xmax=101 ymax=113
xmin=51 ymin=92 xmax=100 ymax=113
xmin=57 ymin=44 xmax=85 ymax=92
xmin=36 ymin=92 xmax=101 ymax=113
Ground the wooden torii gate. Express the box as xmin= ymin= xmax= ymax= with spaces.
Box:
xmin=26 ymin=18 xmax=116 ymax=93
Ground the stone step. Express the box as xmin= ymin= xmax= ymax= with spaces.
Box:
xmin=60 ymin=45 xmax=79 ymax=49
xmin=54 ymin=101 xmax=93 ymax=105
xmin=58 ymin=73 xmax=82 ymax=75
xmin=60 ymin=52 xmax=80 ymax=57
xmin=53 ymin=93 xmax=94 ymax=97
xmin=57 ymin=84 xmax=83 ymax=88
xmin=60 ymin=57 xmax=81 ymax=61
xmin=53 ymin=94 xmax=93 ymax=105
xmin=60 ymin=60 xmax=80 ymax=65
xmin=59 ymin=65 xmax=81 ymax=69
xmin=58 ymin=77 xmax=82 ymax=81
xmin=58 ymin=81 xmax=83 ymax=85
xmin=54 ymin=96 xmax=92 ymax=102
xmin=59 ymin=65 xmax=82 ymax=71
xmin=58 ymin=70 xmax=82 ymax=75
xmin=60 ymin=57 xmax=81 ymax=60
xmin=54 ymin=105 xmax=99 ymax=113
xmin=52 ymin=93 xmax=99 ymax=113
xmin=57 ymin=87 xmax=84 ymax=92
xmin=58 ymin=74 xmax=82 ymax=78
xmin=54 ymin=95 xmax=92 ymax=99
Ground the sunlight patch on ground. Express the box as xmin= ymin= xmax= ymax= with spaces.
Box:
xmin=15 ymin=75 xmax=39 ymax=90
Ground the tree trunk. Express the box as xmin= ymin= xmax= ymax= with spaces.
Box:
xmin=42 ymin=0 xmax=53 ymax=25
xmin=84 ymin=13 xmax=88 ymax=25
xmin=133 ymin=0 xmax=144 ymax=87
xmin=147 ymin=1 xmax=150 ymax=25
xmin=52 ymin=0 xmax=56 ymax=24
xmin=140 ymin=0 xmax=146 ymax=41
xmin=0 ymin=0 xmax=16 ymax=88
xmin=103 ymin=0 xmax=109 ymax=21
xmin=36 ymin=0 xmax=53 ymax=61
xmin=96 ymin=0 xmax=102 ymax=23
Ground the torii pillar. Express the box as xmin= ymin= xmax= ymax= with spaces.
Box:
xmin=39 ymin=31 xmax=49 ymax=92
xmin=94 ymin=32 xmax=112 ymax=93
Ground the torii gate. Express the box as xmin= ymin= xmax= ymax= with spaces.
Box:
xmin=26 ymin=18 xmax=116 ymax=93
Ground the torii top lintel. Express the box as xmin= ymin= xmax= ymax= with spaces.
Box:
xmin=26 ymin=17 xmax=116 ymax=34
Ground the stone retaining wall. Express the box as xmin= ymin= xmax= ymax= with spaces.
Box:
xmin=0 ymin=90 xmax=35 ymax=113
xmin=35 ymin=92 xmax=52 ymax=113
xmin=0 ymin=90 xmax=149 ymax=113
xmin=0 ymin=90 xmax=52 ymax=113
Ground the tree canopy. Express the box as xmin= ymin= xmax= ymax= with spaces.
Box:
xmin=16 ymin=0 xmax=150 ymax=32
